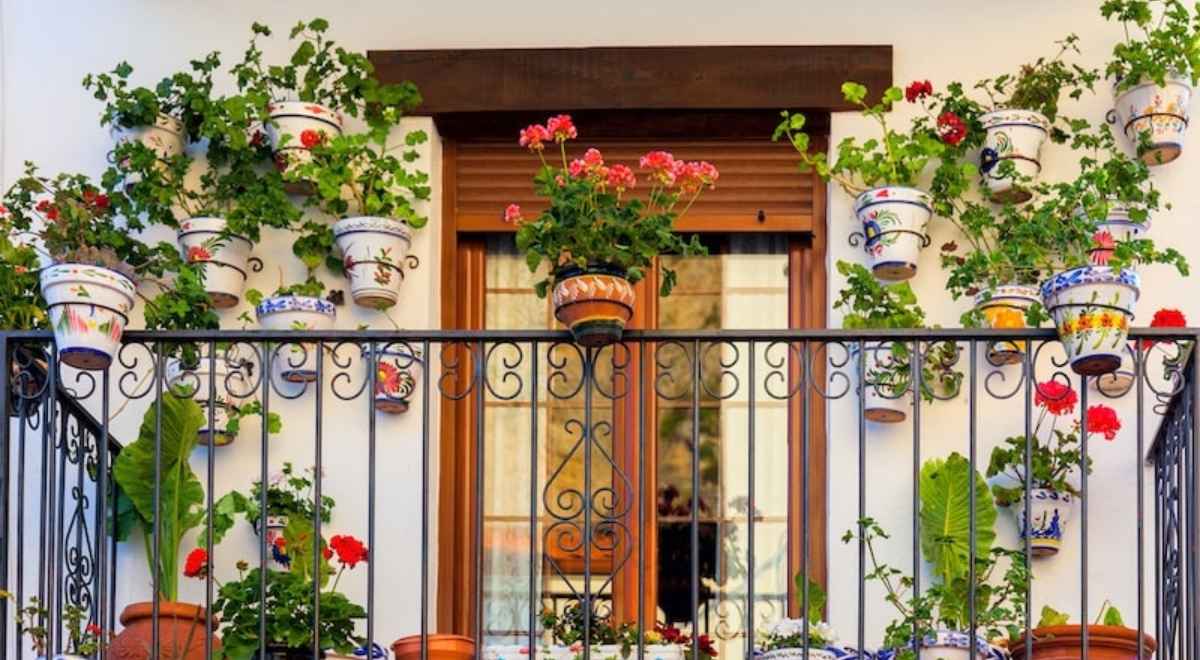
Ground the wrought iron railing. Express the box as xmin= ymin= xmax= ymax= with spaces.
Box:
xmin=0 ymin=328 xmax=1196 ymax=660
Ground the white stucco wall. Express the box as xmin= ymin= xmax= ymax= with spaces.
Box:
xmin=1 ymin=0 xmax=1193 ymax=653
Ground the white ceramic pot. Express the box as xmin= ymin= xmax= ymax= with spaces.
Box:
xmin=878 ymin=630 xmax=1003 ymax=660
xmin=41 ymin=264 xmax=136 ymax=371
xmin=370 ymin=346 xmax=421 ymax=414
xmin=1015 ymin=488 xmax=1075 ymax=557
xmin=166 ymin=349 xmax=250 ymax=447
xmin=974 ymin=285 xmax=1041 ymax=366
xmin=853 ymin=186 xmax=931 ymax=282
xmin=857 ymin=342 xmax=910 ymax=424
xmin=1089 ymin=205 xmax=1150 ymax=269
xmin=253 ymin=514 xmax=290 ymax=565
xmin=177 ymin=216 xmax=254 ymax=309
xmin=760 ymin=647 xmax=863 ymax=660
xmin=112 ymin=112 xmax=186 ymax=162
xmin=265 ymin=100 xmax=344 ymax=187
xmin=255 ymin=295 xmax=336 ymax=383
xmin=494 ymin=645 xmax=682 ymax=660
xmin=333 ymin=216 xmax=413 ymax=309
xmin=980 ymin=109 xmax=1050 ymax=203
xmin=1041 ymin=266 xmax=1139 ymax=376
xmin=1112 ymin=75 xmax=1193 ymax=166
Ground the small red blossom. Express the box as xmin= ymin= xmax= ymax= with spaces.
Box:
xmin=698 ymin=634 xmax=718 ymax=658
xmin=905 ymin=80 xmax=934 ymax=103
xmin=46 ymin=206 xmax=60 ymax=221
xmin=183 ymin=548 xmax=208 ymax=578
xmin=640 ymin=150 xmax=678 ymax=186
xmin=85 ymin=623 xmax=102 ymax=637
xmin=0 ymin=204 xmax=7 ymax=215
xmin=1086 ymin=404 xmax=1122 ymax=441
xmin=35 ymin=199 xmax=50 ymax=213
xmin=504 ymin=203 xmax=523 ymax=224
xmin=323 ymin=546 xmax=334 ymax=561
xmin=187 ymin=245 xmax=212 ymax=263
xmin=568 ymin=159 xmax=588 ymax=178
xmin=1143 ymin=308 xmax=1188 ymax=348
xmin=330 ymin=534 xmax=369 ymax=568
xmin=300 ymin=129 xmax=323 ymax=149
xmin=519 ymin=124 xmax=551 ymax=151
xmin=583 ymin=148 xmax=604 ymax=167
xmin=250 ymin=130 xmax=266 ymax=146
xmin=93 ymin=193 xmax=110 ymax=210
xmin=937 ymin=111 xmax=967 ymax=146
xmin=1035 ymin=380 xmax=1078 ymax=416
xmin=545 ymin=114 xmax=577 ymax=142
xmin=606 ymin=164 xmax=636 ymax=192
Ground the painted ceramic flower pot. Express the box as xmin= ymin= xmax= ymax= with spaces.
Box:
xmin=369 ymin=346 xmax=421 ymax=414
xmin=1089 ymin=205 xmax=1149 ymax=269
xmin=392 ymin=634 xmax=475 ymax=660
xmin=1112 ymin=76 xmax=1192 ymax=166
xmin=856 ymin=342 xmax=909 ymax=424
xmin=177 ymin=216 xmax=254 ymax=309
xmin=552 ymin=265 xmax=636 ymax=347
xmin=265 ymin=100 xmax=344 ymax=191
xmin=253 ymin=514 xmax=290 ymax=566
xmin=111 ymin=113 xmax=186 ymax=182
xmin=980 ymin=109 xmax=1050 ymax=203
xmin=486 ymin=645 xmax=689 ymax=660
xmin=974 ymin=285 xmax=1041 ymax=366
xmin=41 ymin=264 xmax=136 ymax=371
xmin=853 ymin=186 xmax=932 ymax=282
xmin=255 ymin=296 xmax=336 ymax=383
xmin=1014 ymin=488 xmax=1075 ymax=557
xmin=108 ymin=601 xmax=219 ymax=660
xmin=1041 ymin=266 xmax=1139 ymax=376
xmin=166 ymin=349 xmax=250 ymax=447
xmin=333 ymin=216 xmax=413 ymax=309
xmin=1009 ymin=625 xmax=1156 ymax=659
xmin=325 ymin=643 xmax=390 ymax=660
xmin=760 ymin=647 xmax=867 ymax=660
xmin=878 ymin=630 xmax=1004 ymax=660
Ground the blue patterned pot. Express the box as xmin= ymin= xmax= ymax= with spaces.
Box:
xmin=759 ymin=646 xmax=872 ymax=659
xmin=980 ymin=109 xmax=1050 ymax=203
xmin=853 ymin=186 xmax=931 ymax=282
xmin=1015 ymin=487 xmax=1075 ymax=557
xmin=876 ymin=630 xmax=1007 ymax=660
xmin=256 ymin=295 xmax=336 ymax=383
xmin=1041 ymin=266 xmax=1139 ymax=376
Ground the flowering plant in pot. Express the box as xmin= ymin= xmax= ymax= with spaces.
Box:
xmin=111 ymin=91 xmax=300 ymax=309
xmin=531 ymin=603 xmax=716 ymax=660
xmin=835 ymin=261 xmax=962 ymax=424
xmin=851 ymin=454 xmax=1029 ymax=660
xmin=289 ymin=128 xmax=430 ymax=309
xmin=776 ymin=83 xmax=948 ymax=281
xmin=1009 ymin=603 xmax=1156 ymax=659
xmin=1103 ymin=0 xmax=1200 ymax=165
xmin=986 ymin=380 xmax=1122 ymax=557
xmin=509 ymin=114 xmax=712 ymax=346
xmin=755 ymin=578 xmax=859 ymax=659
xmin=109 ymin=393 xmax=219 ymax=660
xmin=246 ymin=276 xmax=336 ymax=384
xmin=232 ymin=18 xmax=422 ymax=186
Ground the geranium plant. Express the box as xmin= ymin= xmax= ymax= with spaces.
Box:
xmin=509 ymin=115 xmax=712 ymax=298
xmin=0 ymin=231 xmax=46 ymax=331
xmin=1 ymin=592 xmax=48 ymax=656
xmin=83 ymin=53 xmax=220 ymax=139
xmin=1103 ymin=0 xmax=1200 ymax=91
xmin=987 ymin=381 xmax=1122 ymax=506
xmin=757 ymin=577 xmax=836 ymax=651
xmin=205 ymin=462 xmax=335 ymax=545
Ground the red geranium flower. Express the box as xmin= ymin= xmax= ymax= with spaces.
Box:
xmin=504 ymin=203 xmax=523 ymax=224
xmin=640 ymin=150 xmax=678 ymax=186
xmin=905 ymin=80 xmax=933 ymax=103
xmin=323 ymin=546 xmax=334 ymax=561
xmin=1142 ymin=308 xmax=1187 ymax=349
xmin=518 ymin=124 xmax=550 ymax=151
xmin=1086 ymin=404 xmax=1121 ymax=440
xmin=546 ymin=114 xmax=577 ymax=142
xmin=1091 ymin=230 xmax=1115 ymax=266
xmin=183 ymin=548 xmax=208 ymax=578
xmin=583 ymin=148 xmax=604 ymax=167
xmin=1035 ymin=380 xmax=1077 ymax=416
xmin=606 ymin=164 xmax=636 ymax=192
xmin=300 ymin=129 xmax=323 ymax=149
xmin=330 ymin=534 xmax=368 ymax=568
xmin=698 ymin=634 xmax=718 ymax=658
xmin=93 ymin=193 xmax=110 ymax=210
xmin=85 ymin=623 xmax=102 ymax=637
xmin=937 ymin=111 xmax=967 ymax=146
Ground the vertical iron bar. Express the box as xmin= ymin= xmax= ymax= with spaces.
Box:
xmin=528 ymin=341 xmax=539 ymax=660
xmin=583 ymin=345 xmax=595 ymax=660
xmin=800 ymin=340 xmax=809 ymax=660
xmin=637 ymin=341 xmax=646 ymax=660
xmin=15 ymin=355 xmax=29 ymax=660
xmin=1022 ymin=346 xmax=1033 ymax=660
xmin=0 ymin=337 xmax=8 ymax=659
xmin=368 ymin=342 xmax=378 ymax=660
xmin=54 ymin=403 xmax=68 ymax=654
xmin=856 ymin=341 xmax=865 ymax=657
xmin=1080 ymin=376 xmax=1089 ymax=659
xmin=96 ymin=367 xmax=110 ymax=660
xmin=1190 ymin=350 xmax=1200 ymax=660
xmin=968 ymin=341 xmax=978 ymax=655
xmin=690 ymin=340 xmax=700 ymax=660
xmin=1136 ymin=345 xmax=1145 ymax=660
xmin=475 ymin=341 xmax=486 ymax=659
xmin=259 ymin=343 xmax=271 ymax=660
xmin=313 ymin=340 xmax=325 ymax=659
xmin=37 ymin=346 xmax=56 ymax=659
xmin=205 ymin=343 xmax=216 ymax=660
xmin=748 ymin=341 xmax=757 ymax=660
xmin=910 ymin=339 xmax=921 ymax=654
xmin=152 ymin=342 xmax=164 ymax=660
xmin=421 ymin=340 xmax=432 ymax=660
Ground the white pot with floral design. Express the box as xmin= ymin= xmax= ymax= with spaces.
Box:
xmin=265 ymin=100 xmax=344 ymax=187
xmin=252 ymin=514 xmax=290 ymax=565
xmin=368 ymin=345 xmax=421 ymax=414
xmin=166 ymin=349 xmax=250 ymax=447
xmin=255 ymin=295 xmax=336 ymax=383
xmin=177 ymin=216 xmax=254 ymax=309
xmin=979 ymin=109 xmax=1050 ymax=203
xmin=1112 ymin=75 xmax=1193 ymax=166
xmin=855 ymin=342 xmax=910 ymax=424
xmin=1014 ymin=487 xmax=1075 ymax=557
xmin=1041 ymin=266 xmax=1139 ymax=376
xmin=853 ymin=186 xmax=931 ymax=282
xmin=334 ymin=216 xmax=413 ymax=309
xmin=974 ymin=285 xmax=1041 ymax=366
xmin=490 ymin=645 xmax=684 ymax=660
xmin=111 ymin=113 xmax=186 ymax=171
xmin=878 ymin=630 xmax=1003 ymax=660
xmin=760 ymin=648 xmax=862 ymax=660
xmin=40 ymin=264 xmax=136 ymax=371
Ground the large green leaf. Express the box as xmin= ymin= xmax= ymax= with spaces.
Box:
xmin=112 ymin=393 xmax=205 ymax=601
xmin=919 ymin=453 xmax=996 ymax=585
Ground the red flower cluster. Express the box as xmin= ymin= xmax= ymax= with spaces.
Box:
xmin=504 ymin=203 xmax=523 ymax=225
xmin=1086 ymin=404 xmax=1122 ymax=441
xmin=546 ymin=114 xmax=577 ymax=142
xmin=519 ymin=124 xmax=551 ymax=151
xmin=936 ymin=111 xmax=967 ymax=146
xmin=1143 ymin=308 xmax=1187 ymax=348
xmin=85 ymin=623 xmax=102 ymax=637
xmin=1035 ymin=380 xmax=1078 ymax=416
xmin=183 ymin=548 xmax=208 ymax=578
xmin=905 ymin=80 xmax=933 ymax=103
xmin=606 ymin=164 xmax=636 ymax=192
xmin=35 ymin=199 xmax=59 ymax=221
xmin=300 ymin=129 xmax=324 ymax=149
xmin=653 ymin=624 xmax=717 ymax=657
xmin=82 ymin=188 xmax=110 ymax=210
xmin=330 ymin=534 xmax=368 ymax=568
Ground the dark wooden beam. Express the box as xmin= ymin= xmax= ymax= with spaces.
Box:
xmin=369 ymin=45 xmax=892 ymax=115
xmin=429 ymin=108 xmax=829 ymax=141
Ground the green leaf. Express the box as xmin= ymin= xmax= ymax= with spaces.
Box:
xmin=794 ymin=574 xmax=826 ymax=622
xmin=1038 ymin=605 xmax=1070 ymax=627
xmin=1103 ymin=604 xmax=1125 ymax=627
xmin=841 ymin=82 xmax=868 ymax=104
xmin=919 ymin=453 xmax=997 ymax=585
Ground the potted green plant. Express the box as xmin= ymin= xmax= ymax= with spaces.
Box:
xmin=245 ymin=277 xmax=335 ymax=384
xmin=849 ymin=454 xmax=1029 ymax=659
xmin=987 ymin=380 xmax=1122 ymax=557
xmin=111 ymin=92 xmax=300 ymax=309
xmin=1009 ymin=603 xmax=1156 ymax=659
xmin=0 ymin=231 xmax=49 ymax=417
xmin=509 ymin=114 xmax=712 ymax=346
xmin=835 ymin=260 xmax=961 ymax=424
xmin=232 ymin=18 xmax=422 ymax=187
xmin=755 ymin=578 xmax=860 ymax=659
xmin=290 ymin=129 xmax=430 ymax=309
xmin=1103 ymin=0 xmax=1200 ymax=165
xmin=777 ymin=83 xmax=948 ymax=281
xmin=83 ymin=54 xmax=220 ymax=167
xmin=108 ymin=393 xmax=219 ymax=660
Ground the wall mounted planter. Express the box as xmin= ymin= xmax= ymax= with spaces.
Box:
xmin=855 ymin=343 xmax=910 ymax=424
xmin=1014 ymin=487 xmax=1075 ymax=557
xmin=368 ymin=345 xmax=421 ymax=414
xmin=551 ymin=265 xmax=635 ymax=347
xmin=974 ymin=285 xmax=1041 ymax=366
xmin=1042 ymin=266 xmax=1139 ymax=376
xmin=111 ymin=113 xmax=186 ymax=183
xmin=1090 ymin=206 xmax=1149 ymax=268
xmin=265 ymin=101 xmax=344 ymax=192
xmin=980 ymin=109 xmax=1050 ymax=203
xmin=166 ymin=348 xmax=250 ymax=447
xmin=1111 ymin=76 xmax=1193 ymax=166
xmin=255 ymin=295 xmax=336 ymax=383
xmin=334 ymin=216 xmax=415 ymax=309
xmin=852 ymin=186 xmax=932 ymax=282
xmin=178 ymin=216 xmax=255 ymax=309
xmin=760 ymin=646 xmax=865 ymax=660
xmin=41 ymin=264 xmax=136 ymax=371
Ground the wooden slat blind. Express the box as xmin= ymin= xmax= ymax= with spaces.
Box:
xmin=452 ymin=139 xmax=817 ymax=233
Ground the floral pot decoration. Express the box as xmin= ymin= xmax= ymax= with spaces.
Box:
xmin=979 ymin=110 xmax=1050 ymax=203
xmin=974 ymin=285 xmax=1041 ymax=366
xmin=853 ymin=186 xmax=933 ymax=282
xmin=1089 ymin=205 xmax=1149 ymax=269
xmin=1098 ymin=308 xmax=1192 ymax=395
xmin=166 ymin=349 xmax=252 ymax=447
xmin=510 ymin=115 xmax=713 ymax=347
xmin=334 ymin=217 xmax=415 ymax=309
xmin=875 ymin=629 xmax=1005 ymax=660
xmin=177 ymin=217 xmax=255 ymax=309
xmin=252 ymin=290 xmax=336 ymax=384
xmin=1111 ymin=77 xmax=1193 ymax=165
xmin=369 ymin=345 xmax=421 ymax=414
xmin=41 ymin=264 xmax=135 ymax=371
xmin=1041 ymin=266 xmax=1139 ymax=376
xmin=110 ymin=114 xmax=187 ymax=180
xmin=1016 ymin=488 xmax=1075 ymax=557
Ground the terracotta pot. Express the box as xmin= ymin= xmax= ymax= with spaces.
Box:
xmin=1009 ymin=624 xmax=1156 ymax=659
xmin=108 ymin=601 xmax=220 ymax=660
xmin=393 ymin=634 xmax=476 ymax=660
xmin=551 ymin=266 xmax=635 ymax=347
